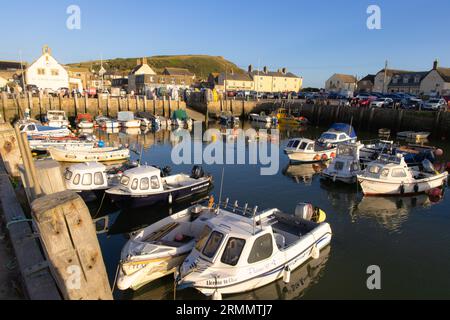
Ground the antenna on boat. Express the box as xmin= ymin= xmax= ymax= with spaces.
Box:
xmin=216 ymin=167 xmax=225 ymax=214
xmin=138 ymin=143 xmax=144 ymax=166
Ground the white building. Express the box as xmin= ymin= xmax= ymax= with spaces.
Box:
xmin=420 ymin=61 xmax=450 ymax=96
xmin=25 ymin=45 xmax=69 ymax=90
xmin=325 ymin=74 xmax=357 ymax=94
xmin=127 ymin=57 xmax=156 ymax=93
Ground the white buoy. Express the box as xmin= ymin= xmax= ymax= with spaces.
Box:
xmin=311 ymin=245 xmax=320 ymax=260
xmin=283 ymin=266 xmax=291 ymax=284
xmin=212 ymin=290 xmax=222 ymax=301
xmin=168 ymin=193 xmax=173 ymax=204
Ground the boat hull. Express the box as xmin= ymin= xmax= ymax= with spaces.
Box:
xmin=49 ymin=147 xmax=130 ymax=163
xmin=321 ymin=172 xmax=357 ymax=184
xmin=107 ymin=179 xmax=213 ymax=209
xmin=285 ymin=148 xmax=336 ymax=163
xmin=358 ymin=172 xmax=448 ymax=196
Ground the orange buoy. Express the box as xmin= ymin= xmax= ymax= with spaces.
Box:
xmin=330 ymin=152 xmax=336 ymax=159
xmin=314 ymin=155 xmax=321 ymax=161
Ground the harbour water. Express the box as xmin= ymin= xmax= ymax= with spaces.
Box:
xmin=88 ymin=123 xmax=450 ymax=300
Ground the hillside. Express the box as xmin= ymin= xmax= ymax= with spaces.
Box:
xmin=67 ymin=55 xmax=245 ymax=79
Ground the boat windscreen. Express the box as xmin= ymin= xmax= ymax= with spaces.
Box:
xmin=221 ymin=238 xmax=246 ymax=266
xmin=320 ymin=133 xmax=337 ymax=140
xmin=202 ymin=231 xmax=224 ymax=259
xmin=195 ymin=226 xmax=213 ymax=251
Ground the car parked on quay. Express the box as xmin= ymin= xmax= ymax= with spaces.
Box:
xmin=422 ymin=98 xmax=447 ymax=111
xmin=371 ymin=97 xmax=394 ymax=108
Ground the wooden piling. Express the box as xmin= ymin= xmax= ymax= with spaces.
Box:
xmin=1 ymin=92 xmax=7 ymax=121
xmin=153 ymin=97 xmax=156 ymax=115
xmin=0 ymin=123 xmax=21 ymax=177
xmin=84 ymin=94 xmax=89 ymax=114
xmin=38 ymin=92 xmax=44 ymax=120
xmin=126 ymin=94 xmax=130 ymax=112
xmin=168 ymin=96 xmax=172 ymax=117
xmin=31 ymin=190 xmax=113 ymax=300
xmin=74 ymin=94 xmax=79 ymax=117
xmin=143 ymin=96 xmax=147 ymax=113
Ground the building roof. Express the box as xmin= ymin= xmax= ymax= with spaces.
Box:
xmin=377 ymin=69 xmax=412 ymax=77
xmin=163 ymin=67 xmax=194 ymax=77
xmin=221 ymin=72 xmax=253 ymax=81
xmin=358 ymin=74 xmax=375 ymax=83
xmin=0 ymin=60 xmax=27 ymax=71
xmin=249 ymin=70 xmax=300 ymax=79
xmin=331 ymin=74 xmax=357 ymax=83
xmin=436 ymin=68 xmax=450 ymax=82
xmin=388 ymin=71 xmax=428 ymax=87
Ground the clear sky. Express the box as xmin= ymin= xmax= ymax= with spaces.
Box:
xmin=1 ymin=0 xmax=449 ymax=87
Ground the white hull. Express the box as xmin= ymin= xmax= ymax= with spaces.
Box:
xmin=120 ymin=120 xmax=141 ymax=128
xmin=77 ymin=122 xmax=94 ymax=129
xmin=49 ymin=147 xmax=130 ymax=163
xmin=286 ymin=148 xmax=336 ymax=163
xmin=322 ymin=172 xmax=357 ymax=184
xmin=249 ymin=114 xmax=272 ymax=123
xmin=29 ymin=140 xmax=95 ymax=151
xmin=358 ymin=172 xmax=448 ymax=196
xmin=26 ymin=129 xmax=71 ymax=138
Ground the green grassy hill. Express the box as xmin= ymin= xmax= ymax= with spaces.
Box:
xmin=67 ymin=55 xmax=244 ymax=79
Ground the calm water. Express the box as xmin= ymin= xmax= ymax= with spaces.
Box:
xmin=86 ymin=122 xmax=450 ymax=300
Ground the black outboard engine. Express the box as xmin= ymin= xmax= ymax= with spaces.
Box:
xmin=191 ymin=166 xmax=205 ymax=179
xmin=161 ymin=166 xmax=172 ymax=177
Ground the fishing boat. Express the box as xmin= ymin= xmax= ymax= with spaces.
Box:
xmin=96 ymin=116 xmax=120 ymax=129
xmin=172 ymin=110 xmax=193 ymax=128
xmin=20 ymin=121 xmax=71 ymax=138
xmin=46 ymin=110 xmax=70 ymax=128
xmin=177 ymin=200 xmax=331 ymax=299
xmin=276 ymin=108 xmax=308 ymax=126
xmin=49 ymin=146 xmax=130 ymax=163
xmin=76 ymin=114 xmax=94 ymax=129
xmin=118 ymin=111 xmax=141 ymax=128
xmin=117 ymin=204 xmax=217 ymax=291
xmin=106 ymin=165 xmax=213 ymax=208
xmin=248 ymin=112 xmax=276 ymax=123
xmin=357 ymin=154 xmax=448 ymax=196
xmin=322 ymin=142 xmax=363 ymax=184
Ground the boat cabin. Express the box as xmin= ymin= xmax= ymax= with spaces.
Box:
xmin=64 ymin=162 xmax=109 ymax=191
xmin=285 ymin=138 xmax=316 ymax=152
xmin=118 ymin=111 xmax=135 ymax=122
xmin=47 ymin=110 xmax=69 ymax=127
xmin=362 ymin=154 xmax=414 ymax=181
xmin=318 ymin=123 xmax=357 ymax=146
xmin=118 ymin=166 xmax=165 ymax=193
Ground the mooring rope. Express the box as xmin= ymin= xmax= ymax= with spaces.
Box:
xmin=111 ymin=263 xmax=120 ymax=295
xmin=94 ymin=193 xmax=107 ymax=219
xmin=6 ymin=218 xmax=33 ymax=230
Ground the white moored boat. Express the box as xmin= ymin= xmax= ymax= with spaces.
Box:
xmin=118 ymin=111 xmax=141 ymax=128
xmin=46 ymin=110 xmax=70 ymax=128
xmin=284 ymin=123 xmax=357 ymax=163
xmin=177 ymin=201 xmax=331 ymax=299
xmin=248 ymin=112 xmax=274 ymax=123
xmin=96 ymin=116 xmax=120 ymax=129
xmin=117 ymin=204 xmax=217 ymax=291
xmin=357 ymin=154 xmax=448 ymax=196
xmin=20 ymin=122 xmax=71 ymax=138
xmin=49 ymin=146 xmax=130 ymax=163
xmin=322 ymin=142 xmax=363 ymax=184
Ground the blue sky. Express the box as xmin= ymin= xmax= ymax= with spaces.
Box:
xmin=1 ymin=0 xmax=449 ymax=87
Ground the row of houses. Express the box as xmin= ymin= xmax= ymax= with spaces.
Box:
xmin=325 ymin=60 xmax=450 ymax=96
xmin=208 ymin=65 xmax=303 ymax=93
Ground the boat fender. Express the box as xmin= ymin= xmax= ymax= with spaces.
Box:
xmin=399 ymin=184 xmax=405 ymax=195
xmin=168 ymin=193 xmax=173 ymax=204
xmin=311 ymin=245 xmax=320 ymax=260
xmin=330 ymin=152 xmax=336 ymax=159
xmin=321 ymin=154 xmax=328 ymax=161
xmin=414 ymin=184 xmax=419 ymax=193
xmin=212 ymin=290 xmax=223 ymax=301
xmin=314 ymin=155 xmax=321 ymax=161
xmin=283 ymin=266 xmax=291 ymax=284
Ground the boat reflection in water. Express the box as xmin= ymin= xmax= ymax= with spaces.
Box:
xmin=283 ymin=163 xmax=328 ymax=185
xmin=353 ymin=194 xmax=435 ymax=233
xmin=127 ymin=245 xmax=331 ymax=301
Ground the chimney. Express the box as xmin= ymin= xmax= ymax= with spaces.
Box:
xmin=248 ymin=65 xmax=253 ymax=73
xmin=263 ymin=66 xmax=268 ymax=74
xmin=142 ymin=57 xmax=147 ymax=65
xmin=136 ymin=59 xmax=141 ymax=66
xmin=282 ymin=68 xmax=287 ymax=74
xmin=433 ymin=59 xmax=439 ymax=70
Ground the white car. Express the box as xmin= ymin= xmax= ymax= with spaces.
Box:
xmin=371 ymin=98 xmax=394 ymax=108
xmin=423 ymin=98 xmax=447 ymax=111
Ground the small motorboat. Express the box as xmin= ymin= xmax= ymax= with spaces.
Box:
xmin=248 ymin=112 xmax=275 ymax=123
xmin=118 ymin=111 xmax=141 ymax=128
xmin=378 ymin=128 xmax=391 ymax=137
xmin=46 ymin=110 xmax=70 ymax=128
xmin=317 ymin=123 xmax=358 ymax=146
xmin=177 ymin=200 xmax=331 ymax=299
xmin=276 ymin=108 xmax=308 ymax=126
xmin=219 ymin=111 xmax=240 ymax=126
xmin=322 ymin=142 xmax=363 ymax=184
xmin=96 ymin=116 xmax=120 ymax=129
xmin=397 ymin=131 xmax=430 ymax=141
xmin=28 ymin=138 xmax=96 ymax=152
xmin=49 ymin=146 xmax=130 ymax=163
xmin=106 ymin=165 xmax=213 ymax=208
xmin=357 ymin=154 xmax=448 ymax=196
xmin=117 ymin=204 xmax=217 ymax=291
xmin=172 ymin=110 xmax=193 ymax=128
xmin=360 ymin=140 xmax=395 ymax=163
xmin=284 ymin=138 xmax=337 ymax=163
xmin=20 ymin=121 xmax=71 ymax=138
xmin=76 ymin=114 xmax=94 ymax=129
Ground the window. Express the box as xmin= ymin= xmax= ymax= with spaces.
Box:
xmin=339 ymin=134 xmax=346 ymax=140
xmin=195 ymin=226 xmax=212 ymax=251
xmin=392 ymin=169 xmax=407 ymax=178
xmin=140 ymin=178 xmax=149 ymax=190
xmin=94 ymin=172 xmax=104 ymax=185
xmin=131 ymin=179 xmax=138 ymax=190
xmin=64 ymin=169 xmax=73 ymax=181
xmin=82 ymin=173 xmax=92 ymax=186
xmin=299 ymin=142 xmax=308 ymax=150
xmin=368 ymin=166 xmax=381 ymax=174
xmin=221 ymin=238 xmax=246 ymax=266
xmin=307 ymin=144 xmax=314 ymax=151
xmin=27 ymin=124 xmax=36 ymax=131
xmin=290 ymin=140 xmax=300 ymax=149
xmin=381 ymin=169 xmax=390 ymax=178
xmin=248 ymin=234 xmax=273 ymax=264
xmin=37 ymin=68 xmax=45 ymax=75
xmin=151 ymin=176 xmax=160 ymax=189
xmin=202 ymin=231 xmax=224 ymax=259
xmin=334 ymin=161 xmax=344 ymax=171
xmin=120 ymin=176 xmax=130 ymax=186
xmin=73 ymin=174 xmax=80 ymax=185
xmin=51 ymin=69 xmax=59 ymax=76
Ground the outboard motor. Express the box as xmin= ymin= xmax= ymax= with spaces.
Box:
xmin=295 ymin=203 xmax=314 ymax=221
xmin=162 ymin=166 xmax=172 ymax=177
xmin=422 ymin=159 xmax=436 ymax=174
xmin=191 ymin=166 xmax=204 ymax=179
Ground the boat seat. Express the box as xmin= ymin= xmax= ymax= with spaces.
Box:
xmin=274 ymin=233 xmax=286 ymax=250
